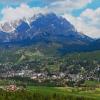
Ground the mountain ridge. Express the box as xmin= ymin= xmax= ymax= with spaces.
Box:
xmin=0 ymin=13 xmax=93 ymax=43
xmin=0 ymin=12 xmax=99 ymax=54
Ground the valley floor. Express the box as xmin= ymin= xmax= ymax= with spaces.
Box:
xmin=0 ymin=86 xmax=100 ymax=100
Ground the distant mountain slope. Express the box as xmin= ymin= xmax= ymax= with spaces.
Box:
xmin=88 ymin=39 xmax=100 ymax=50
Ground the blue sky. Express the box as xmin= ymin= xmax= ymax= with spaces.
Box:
xmin=0 ymin=0 xmax=100 ymax=38
xmin=0 ymin=0 xmax=99 ymax=17
xmin=72 ymin=0 xmax=100 ymax=16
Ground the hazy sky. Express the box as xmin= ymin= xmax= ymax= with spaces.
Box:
xmin=0 ymin=0 xmax=100 ymax=38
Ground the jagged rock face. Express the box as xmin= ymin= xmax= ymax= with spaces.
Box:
xmin=0 ymin=13 xmax=93 ymax=45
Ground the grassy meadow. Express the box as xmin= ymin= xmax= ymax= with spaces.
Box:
xmin=26 ymin=86 xmax=100 ymax=100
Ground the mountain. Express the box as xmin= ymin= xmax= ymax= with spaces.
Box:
xmin=0 ymin=13 xmax=92 ymax=43
xmin=0 ymin=12 xmax=99 ymax=54
xmin=88 ymin=39 xmax=100 ymax=50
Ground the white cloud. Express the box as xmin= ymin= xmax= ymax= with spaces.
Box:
xmin=63 ymin=8 xmax=100 ymax=38
xmin=80 ymin=8 xmax=100 ymax=28
xmin=45 ymin=0 xmax=92 ymax=14
xmin=1 ymin=4 xmax=47 ymax=22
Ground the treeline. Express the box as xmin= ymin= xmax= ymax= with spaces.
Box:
xmin=0 ymin=89 xmax=96 ymax=100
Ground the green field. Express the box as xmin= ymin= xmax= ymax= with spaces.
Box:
xmin=0 ymin=86 xmax=100 ymax=100
xmin=27 ymin=86 xmax=100 ymax=100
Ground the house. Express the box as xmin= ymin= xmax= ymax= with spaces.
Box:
xmin=6 ymin=85 xmax=17 ymax=91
